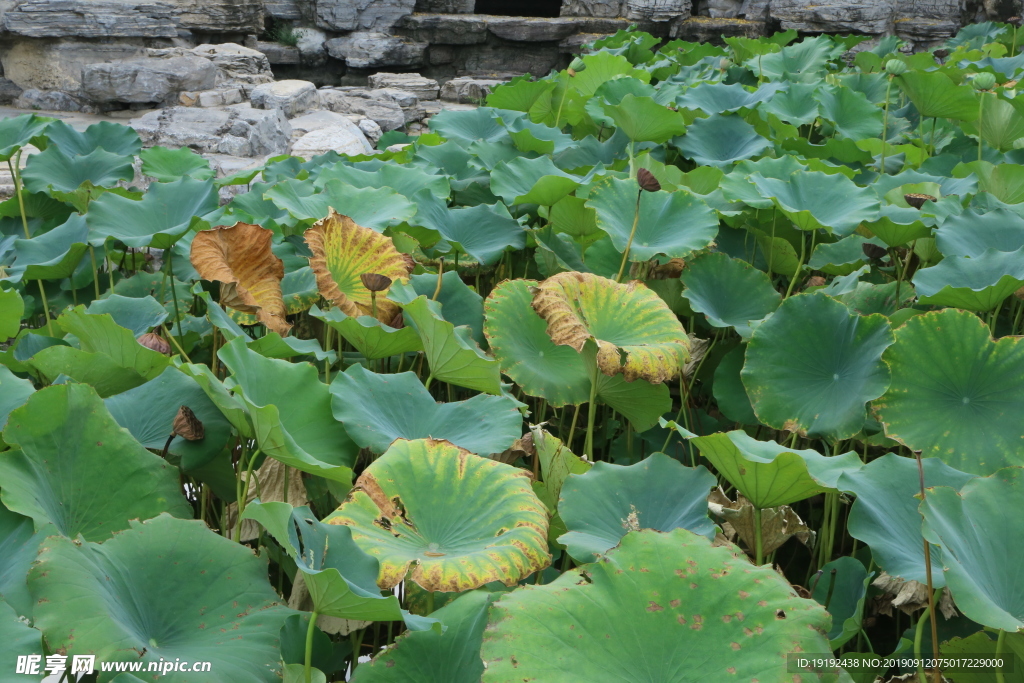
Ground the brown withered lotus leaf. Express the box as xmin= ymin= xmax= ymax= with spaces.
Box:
xmin=304 ymin=208 xmax=411 ymax=322
xmin=636 ymin=167 xmax=662 ymax=192
xmin=530 ymin=271 xmax=690 ymax=383
xmin=137 ymin=332 xmax=171 ymax=355
xmin=171 ymin=405 xmax=205 ymax=441
xmin=190 ymin=222 xmax=290 ymax=335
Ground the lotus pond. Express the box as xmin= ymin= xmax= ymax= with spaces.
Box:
xmin=2 ymin=19 xmax=1024 ymax=683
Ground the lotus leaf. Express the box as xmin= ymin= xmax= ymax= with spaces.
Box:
xmin=0 ymin=598 xmax=42 ymax=677
xmin=6 ymin=213 xmax=89 ymax=281
xmin=603 ymin=94 xmax=687 ymax=142
xmin=489 ymin=156 xmax=581 ymax=207
xmin=681 ymin=251 xmax=781 ymax=338
xmin=328 ymin=438 xmax=550 ymax=591
xmin=675 ymin=114 xmax=771 ymax=167
xmin=139 ymin=145 xmax=215 ymax=182
xmin=814 ymin=84 xmax=884 ymax=140
xmin=913 ymin=247 xmax=1024 ymax=311
xmin=934 ymin=208 xmax=1024 ymax=257
xmin=751 ymin=171 xmax=880 ymax=236
xmin=897 ymin=70 xmax=979 ymax=121
xmin=310 ymin=305 xmax=421 ymax=360
xmin=0 ymin=114 xmax=51 ymax=161
xmin=266 ymin=178 xmax=417 ymax=229
xmin=0 ymin=503 xmax=52 ymax=619
xmin=409 ymin=192 xmax=525 ymax=265
xmin=811 ymin=556 xmax=872 ymax=648
xmin=388 ymin=270 xmax=484 ymax=345
xmin=0 ymin=287 xmax=23 ymax=341
xmin=86 ymin=176 xmax=218 ymax=249
xmin=44 ymin=119 xmax=141 ymax=156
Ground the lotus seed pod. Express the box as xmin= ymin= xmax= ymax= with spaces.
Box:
xmin=885 ymin=59 xmax=908 ymax=76
xmin=636 ymin=168 xmax=661 ymax=192
xmin=568 ymin=57 xmax=586 ymax=73
xmin=973 ymin=72 xmax=996 ymax=91
xmin=862 ymin=243 xmax=888 ymax=260
xmin=172 ymin=405 xmax=205 ymax=441
xmin=904 ymin=192 xmax=937 ymax=209
xmin=360 ymin=272 xmax=393 ymax=292
xmin=137 ymin=332 xmax=171 ymax=355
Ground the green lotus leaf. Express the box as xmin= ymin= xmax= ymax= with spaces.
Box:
xmin=28 ymin=514 xmax=293 ymax=682
xmin=861 ymin=204 xmax=934 ymax=248
xmin=746 ymin=35 xmax=839 ymax=83
xmin=913 ymin=247 xmax=1024 ymax=311
xmin=429 ymin=107 xmax=509 ymax=147
xmin=0 ymin=504 xmax=53 ymax=619
xmin=140 ymin=146 xmax=215 ymax=182
xmin=586 ymin=176 xmax=718 ymax=262
xmin=113 ymin=270 xmax=192 ymax=321
xmin=351 ymin=590 xmax=499 ymax=683
xmin=489 ymin=156 xmax=581 ymax=207
xmin=409 ymin=191 xmax=525 ymax=265
xmin=972 ymin=162 xmax=1024 ymax=204
xmin=328 ymin=438 xmax=550 ymax=592
xmin=481 ymin=528 xmax=846 ymax=683
xmin=814 ymin=84 xmax=884 ymax=140
xmin=314 ymin=161 xmax=450 ymax=200
xmin=310 ymin=305 xmax=421 ymax=360
xmin=1 ymin=598 xmax=42 ymax=676
xmin=873 ymin=308 xmax=1024 ymax=475
xmin=87 ymin=294 xmax=168 ymax=336
xmin=484 ymin=279 xmax=670 ymax=430
xmin=329 ymin=364 xmax=522 ymax=455
xmin=808 ymin=235 xmax=887 ymax=276
xmin=44 ymin=119 xmax=141 ymax=156
xmin=681 ymin=251 xmax=781 ymax=338
xmin=532 ymin=272 xmax=690 ymax=384
xmin=175 ymin=360 xmax=253 ymax=438
xmin=960 ymin=93 xmax=1024 ymax=151
xmin=266 ymin=178 xmax=416 ymax=230
xmin=531 ymin=428 xmax=591 ymax=511
xmin=691 ymin=430 xmax=862 ymax=508
xmin=742 ymin=292 xmax=894 ymax=439
xmin=750 ymin=171 xmax=880 ymax=236
xmin=104 ymin=367 xmax=234 ymax=471
xmin=896 ymin=70 xmax=979 ymax=121
xmin=0 ymin=114 xmax=51 ymax=161
xmin=86 ymin=176 xmax=218 ymax=249
xmin=401 ymin=295 xmax=502 ymax=394
xmin=602 ymin=94 xmax=687 ymax=143
xmin=920 ymin=467 xmax=1024 ymax=631
xmin=557 ymin=452 xmax=717 ymax=563
xmin=389 ymin=270 xmax=485 ymax=345
xmin=940 ymin=631 xmax=1024 ymax=682
xmin=676 ymin=82 xmax=782 ymax=114
xmin=242 ymin=502 xmax=433 ymax=629
xmin=507 ymin=117 xmax=576 ymax=154
xmin=838 ymin=453 xmax=974 ymax=586
xmin=7 ymin=213 xmax=89 ymax=281
xmin=27 ymin=308 xmax=170 ymax=397
xmin=812 ymin=557 xmax=872 ymax=648
xmin=674 ymin=114 xmax=771 ymax=167
xmin=934 ymin=208 xmax=1024 ymax=257
xmin=218 ymin=336 xmax=357 ymax=483
xmin=762 ymin=82 xmax=821 ymax=125
xmin=486 ymin=78 xmax=556 ymax=112
xmin=713 ymin=344 xmax=759 ymax=425
xmin=0 ymin=287 xmax=23 ymax=341
xmin=0 ymin=384 xmax=190 ymax=541
xmin=719 ymin=155 xmax=806 ymax=208
xmin=0 ymin=365 xmax=33 ymax=430
xmin=22 ymin=145 xmax=134 ymax=210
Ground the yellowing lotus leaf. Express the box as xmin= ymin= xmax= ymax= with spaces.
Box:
xmin=304 ymin=208 xmax=411 ymax=322
xmin=530 ymin=271 xmax=690 ymax=383
xmin=189 ymin=222 xmax=290 ymax=335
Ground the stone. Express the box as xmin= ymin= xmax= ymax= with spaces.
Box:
xmin=324 ymin=32 xmax=427 ymax=68
xmin=671 ymin=15 xmax=764 ymax=40
xmin=413 ymin=0 xmax=473 ymax=11
xmin=257 ymin=41 xmax=302 ymax=64
xmin=251 ymin=80 xmax=318 ymax=118
xmin=14 ymin=88 xmax=90 ymax=112
xmin=179 ymin=88 xmax=244 ymax=107
xmin=370 ymin=87 xmax=419 ymax=108
xmin=704 ymin=0 xmax=744 ymax=18
xmin=0 ymin=78 xmax=24 ymax=105
xmin=367 ymin=72 xmax=439 ymax=100
xmin=895 ymin=0 xmax=964 ymax=41
xmin=264 ymin=0 xmax=305 ymax=19
xmin=205 ymin=153 xmax=268 ymax=202
xmin=1 ymin=0 xmax=178 ymax=38
xmin=291 ymin=124 xmax=375 ymax=158
xmin=81 ymin=55 xmax=217 ymax=105
xmin=769 ymin=0 xmax=893 ymax=33
xmin=0 ymin=40 xmax=144 ymax=92
xmin=487 ymin=17 xmax=580 ymax=41
xmin=185 ymin=44 xmax=274 ymax=92
xmin=294 ymin=27 xmax=329 ymax=66
xmin=395 ymin=13 xmax=489 ymax=44
xmin=625 ymin=0 xmax=690 ymax=21
xmin=289 ymin=109 xmax=366 ymax=139
xmin=315 ymin=0 xmax=416 ymax=31
xmin=318 ymin=88 xmax=406 ymax=131
xmin=168 ymin=0 xmax=264 ymax=33
xmin=131 ymin=105 xmax=291 ymax=157
xmin=439 ymin=76 xmax=504 ymax=104
xmin=560 ymin=0 xmax=623 ymax=16
xmin=358 ymin=118 xmax=383 ymax=144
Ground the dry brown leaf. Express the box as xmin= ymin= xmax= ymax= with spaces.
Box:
xmin=708 ymin=487 xmax=815 ymax=557
xmin=190 ymin=222 xmax=290 ymax=335
xmin=223 ymin=458 xmax=309 ymax=542
xmin=304 ymin=208 xmax=411 ymax=322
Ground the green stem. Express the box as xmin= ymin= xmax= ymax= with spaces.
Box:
xmin=753 ymin=506 xmax=763 ymax=565
xmin=234 ymin=448 xmax=260 ymax=543
xmin=880 ymin=77 xmax=893 ymax=173
xmin=916 ymin=451 xmax=942 ymax=683
xmin=11 ymin=151 xmax=55 ymax=336
xmin=304 ymin=611 xmax=319 ymax=683
xmin=370 ymin=290 xmax=377 ymax=320
xmin=89 ymin=246 xmax=101 ymax=299
xmin=426 ymin=590 xmax=435 ymax=614
xmin=784 ymin=233 xmax=808 ymax=298
xmin=566 ymin=403 xmax=581 ymax=449
xmin=584 ymin=358 xmax=599 ymax=459
xmin=615 ymin=190 xmax=643 ymax=283
xmin=914 ymin=602 xmax=931 ymax=683
xmin=979 ymin=93 xmax=985 ymax=163
xmin=553 ymin=71 xmax=570 ymax=129
xmin=166 ymin=249 xmax=184 ymax=340
xmin=424 ymin=374 xmax=434 ymax=391
xmin=996 ymin=629 xmax=1007 ymax=683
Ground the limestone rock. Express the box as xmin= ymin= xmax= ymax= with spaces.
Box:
xmin=14 ymin=88 xmax=90 ymax=112
xmin=769 ymin=0 xmax=893 ymax=33
xmin=487 ymin=17 xmax=580 ymax=41
xmin=292 ymin=124 xmax=375 ymax=158
xmin=264 ymin=0 xmax=304 ymax=19
xmin=318 ymin=88 xmax=405 ymax=131
xmin=358 ymin=118 xmax=383 ymax=144
xmin=168 ymin=0 xmax=264 ymax=33
xmin=672 ymin=16 xmax=764 ymax=40
xmin=289 ymin=109 xmax=370 ymax=142
xmin=895 ymin=0 xmax=965 ymax=41
xmin=703 ymin=0 xmax=744 ymax=18
xmin=395 ymin=13 xmax=488 ymax=43
xmin=185 ymin=43 xmax=274 ymax=92
xmin=1 ymin=0 xmax=178 ymax=38
xmin=0 ymin=78 xmax=24 ymax=105
xmin=250 ymin=79 xmax=318 ymax=117
xmin=324 ymin=32 xmax=427 ymax=68
xmin=257 ymin=41 xmax=301 ymax=64
xmin=0 ymin=40 xmax=145 ymax=92
xmin=367 ymin=72 xmax=439 ymax=100
xmin=178 ymin=87 xmax=244 ymax=107
xmin=439 ymin=76 xmax=504 ymax=104
xmin=294 ymin=27 xmax=329 ymax=65
xmin=413 ymin=0 xmax=473 ymax=11
xmin=315 ymin=0 xmax=416 ymax=31
xmin=560 ymin=0 xmax=624 ymax=17
xmin=131 ymin=105 xmax=291 ymax=157
xmin=625 ymin=0 xmax=690 ymax=21
xmin=81 ymin=55 xmax=217 ymax=105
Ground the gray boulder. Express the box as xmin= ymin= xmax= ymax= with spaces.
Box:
xmin=486 ymin=17 xmax=579 ymax=41
xmin=367 ymin=72 xmax=439 ymax=100
xmin=185 ymin=44 xmax=274 ymax=92
xmin=395 ymin=14 xmax=488 ymax=44
xmin=257 ymin=41 xmax=302 ymax=65
xmin=131 ymin=105 xmax=291 ymax=157
xmin=315 ymin=0 xmax=415 ymax=31
xmin=82 ymin=55 xmax=217 ymax=105
xmin=251 ymin=80 xmax=318 ymax=117
xmin=1 ymin=0 xmax=178 ymax=38
xmin=0 ymin=78 xmax=24 ymax=105
xmin=318 ymin=88 xmax=405 ymax=131
xmin=439 ymin=76 xmax=504 ymax=104
xmin=559 ymin=0 xmax=624 ymax=16
xmin=14 ymin=88 xmax=90 ymax=112
xmin=294 ymin=27 xmax=329 ymax=66
xmin=324 ymin=32 xmax=427 ymax=68
xmin=769 ymin=0 xmax=893 ymax=32
xmin=292 ymin=124 xmax=374 ymax=158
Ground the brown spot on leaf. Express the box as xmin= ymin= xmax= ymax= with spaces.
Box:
xmin=647 ymin=602 xmax=664 ymax=612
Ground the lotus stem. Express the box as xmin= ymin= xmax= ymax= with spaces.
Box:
xmin=784 ymin=233 xmax=808 ymax=298
xmin=424 ymin=374 xmax=434 ymax=391
xmin=753 ymin=506 xmax=763 ymax=565
xmin=996 ymin=629 xmax=1007 ymax=683
xmin=915 ymin=451 xmax=942 ymax=683
xmin=161 ymin=324 xmax=192 ymax=363
xmin=324 ymin=326 xmax=333 ymax=382
xmin=89 ymin=246 xmax=101 ymax=299
xmin=978 ymin=93 xmax=985 ymax=163
xmin=370 ymin=290 xmax=377 ymax=320
xmin=166 ymin=248 xmax=184 ymax=341
xmin=553 ymin=71 xmax=570 ymax=129
xmin=10 ymin=151 xmax=55 ymax=336
xmin=304 ymin=611 xmax=318 ymax=683
xmin=615 ymin=190 xmax=643 ymax=283
xmin=432 ymin=258 xmax=444 ymax=301
xmin=566 ymin=403 xmax=581 ymax=449
xmin=234 ymin=448 xmax=260 ymax=543
xmin=880 ymin=76 xmax=893 ymax=173
xmin=823 ymin=568 xmax=838 ymax=610
xmin=584 ymin=360 xmax=599 ymax=460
